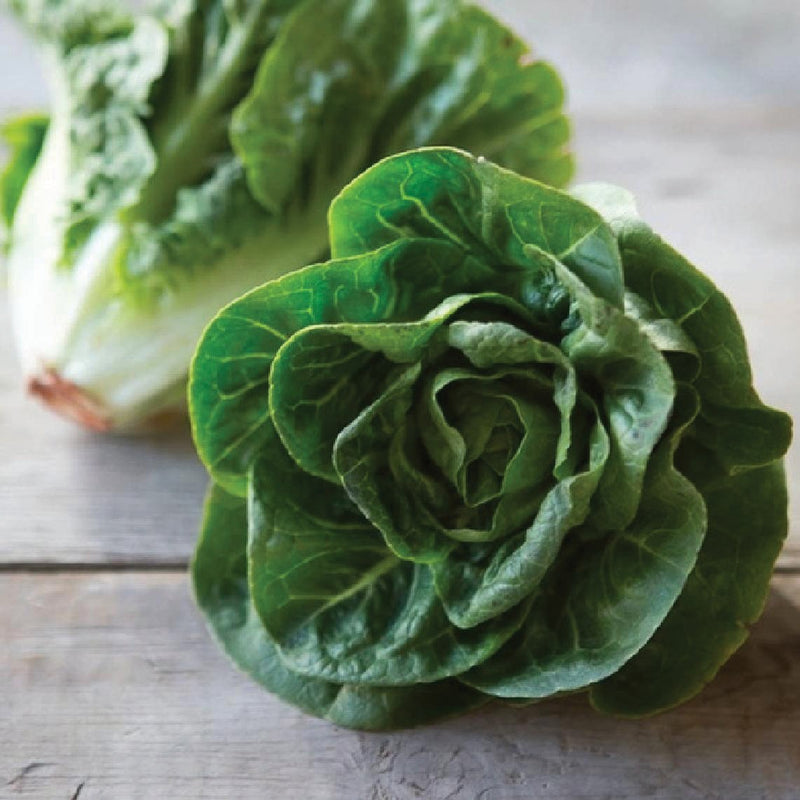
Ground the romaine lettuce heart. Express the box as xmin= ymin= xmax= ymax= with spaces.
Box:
xmin=189 ymin=149 xmax=791 ymax=729
xmin=2 ymin=0 xmax=573 ymax=430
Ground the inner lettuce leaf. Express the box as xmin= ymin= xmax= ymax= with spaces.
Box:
xmin=2 ymin=0 xmax=572 ymax=430
xmin=189 ymin=148 xmax=791 ymax=730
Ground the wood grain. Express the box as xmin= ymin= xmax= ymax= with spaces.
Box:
xmin=1 ymin=571 xmax=798 ymax=800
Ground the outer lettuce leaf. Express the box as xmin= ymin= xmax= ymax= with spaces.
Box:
xmin=329 ymin=148 xmax=618 ymax=307
xmin=232 ymin=0 xmax=572 ymax=214
xmin=573 ymin=183 xmax=792 ymax=714
xmin=0 ymin=112 xmax=48 ymax=255
xmin=591 ymin=457 xmax=787 ymax=715
xmin=574 ymin=182 xmax=792 ymax=471
xmin=192 ymin=482 xmax=488 ymax=730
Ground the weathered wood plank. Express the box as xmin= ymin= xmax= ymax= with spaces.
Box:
xmin=1 ymin=571 xmax=798 ymax=799
xmin=0 ymin=108 xmax=796 ymax=566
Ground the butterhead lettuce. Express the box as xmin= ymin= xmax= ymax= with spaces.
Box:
xmin=189 ymin=148 xmax=791 ymax=730
xmin=1 ymin=0 xmax=572 ymax=430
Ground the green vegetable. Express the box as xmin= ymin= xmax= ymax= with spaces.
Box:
xmin=0 ymin=112 xmax=48 ymax=252
xmin=190 ymin=148 xmax=791 ymax=730
xmin=1 ymin=0 xmax=571 ymax=430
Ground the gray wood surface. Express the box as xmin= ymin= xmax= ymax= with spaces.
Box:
xmin=2 ymin=572 xmax=799 ymax=800
xmin=3 ymin=0 xmax=800 ymax=114
xmin=1 ymin=2 xmax=799 ymax=798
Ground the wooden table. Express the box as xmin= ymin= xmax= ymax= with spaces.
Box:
xmin=1 ymin=2 xmax=799 ymax=798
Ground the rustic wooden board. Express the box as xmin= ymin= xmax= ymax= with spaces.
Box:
xmin=0 ymin=108 xmax=797 ymax=566
xmin=1 ymin=571 xmax=798 ymax=800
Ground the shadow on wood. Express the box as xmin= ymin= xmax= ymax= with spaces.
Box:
xmin=1 ymin=573 xmax=797 ymax=799
xmin=349 ymin=583 xmax=800 ymax=799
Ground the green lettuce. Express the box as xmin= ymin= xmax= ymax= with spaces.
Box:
xmin=0 ymin=112 xmax=48 ymax=251
xmin=1 ymin=0 xmax=572 ymax=430
xmin=189 ymin=148 xmax=791 ymax=730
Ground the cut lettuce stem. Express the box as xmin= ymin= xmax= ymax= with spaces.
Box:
xmin=27 ymin=369 xmax=114 ymax=432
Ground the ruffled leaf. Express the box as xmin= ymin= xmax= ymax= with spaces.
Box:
xmin=192 ymin=482 xmax=488 ymax=729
